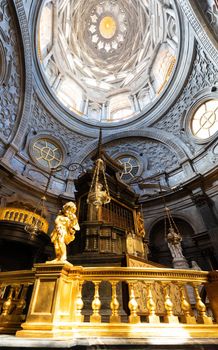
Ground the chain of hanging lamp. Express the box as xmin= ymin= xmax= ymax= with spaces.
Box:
xmin=87 ymin=128 xmax=111 ymax=207
xmin=24 ymin=167 xmax=53 ymax=239
xmin=24 ymin=194 xmax=47 ymax=240
xmin=25 ymin=162 xmax=84 ymax=239
xmin=164 ymin=206 xmax=181 ymax=240
xmin=155 ymin=181 xmax=182 ymax=241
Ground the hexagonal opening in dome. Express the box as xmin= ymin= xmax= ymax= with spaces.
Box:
xmin=99 ymin=16 xmax=117 ymax=39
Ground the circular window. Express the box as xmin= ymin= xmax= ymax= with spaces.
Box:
xmin=116 ymin=156 xmax=141 ymax=182
xmin=31 ymin=138 xmax=63 ymax=169
xmin=191 ymin=100 xmax=218 ymax=139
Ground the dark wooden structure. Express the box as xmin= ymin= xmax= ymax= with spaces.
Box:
xmin=69 ymin=149 xmax=146 ymax=267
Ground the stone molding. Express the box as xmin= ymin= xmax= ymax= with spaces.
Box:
xmin=180 ymin=0 xmax=218 ymax=67
xmin=74 ymin=128 xmax=192 ymax=164
xmin=9 ymin=0 xmax=32 ymax=151
xmin=30 ymin=1 xmax=195 ymax=134
xmin=0 ymin=0 xmax=21 ymax=145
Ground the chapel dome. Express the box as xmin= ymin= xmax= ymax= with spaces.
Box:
xmin=37 ymin=0 xmax=180 ymax=124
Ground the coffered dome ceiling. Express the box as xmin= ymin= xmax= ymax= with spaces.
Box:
xmin=38 ymin=0 xmax=180 ymax=123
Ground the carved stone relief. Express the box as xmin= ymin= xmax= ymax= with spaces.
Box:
xmin=154 ymin=46 xmax=218 ymax=147
xmin=23 ymin=0 xmax=33 ymax=19
xmin=180 ymin=0 xmax=218 ymax=67
xmin=0 ymin=1 xmax=21 ymax=142
xmin=196 ymin=0 xmax=218 ymax=38
xmin=0 ymin=141 xmax=5 ymax=157
xmin=30 ymin=94 xmax=93 ymax=158
xmin=208 ymin=142 xmax=218 ymax=164
xmin=104 ymin=137 xmax=179 ymax=176
xmin=82 ymin=138 xmax=179 ymax=182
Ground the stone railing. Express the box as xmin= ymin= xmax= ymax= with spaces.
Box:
xmin=0 ymin=207 xmax=48 ymax=234
xmin=10 ymin=263 xmax=218 ymax=339
xmin=0 ymin=270 xmax=35 ymax=334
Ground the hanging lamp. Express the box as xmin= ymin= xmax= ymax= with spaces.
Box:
xmin=24 ymin=168 xmax=53 ymax=239
xmin=24 ymin=195 xmax=47 ymax=240
xmin=87 ymin=129 xmax=111 ymax=207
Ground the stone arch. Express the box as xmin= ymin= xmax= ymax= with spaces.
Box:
xmin=148 ymin=215 xmax=203 ymax=268
xmin=74 ymin=128 xmax=192 ymax=164
xmin=147 ymin=211 xmax=197 ymax=236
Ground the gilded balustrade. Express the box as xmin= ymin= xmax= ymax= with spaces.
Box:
xmin=13 ymin=264 xmax=218 ymax=339
xmin=0 ymin=207 xmax=48 ymax=234
xmin=0 ymin=270 xmax=35 ymax=334
xmin=0 ymin=265 xmax=218 ymax=338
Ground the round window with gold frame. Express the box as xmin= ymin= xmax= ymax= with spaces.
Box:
xmin=30 ymin=138 xmax=63 ymax=169
xmin=191 ymin=100 xmax=218 ymax=140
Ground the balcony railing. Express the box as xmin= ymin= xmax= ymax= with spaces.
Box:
xmin=0 ymin=270 xmax=35 ymax=334
xmin=0 ymin=207 xmax=48 ymax=234
xmin=0 ymin=264 xmax=218 ymax=339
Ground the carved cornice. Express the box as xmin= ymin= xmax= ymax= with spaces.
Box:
xmin=72 ymin=265 xmax=209 ymax=284
xmin=180 ymin=0 xmax=218 ymax=67
xmin=0 ymin=269 xmax=35 ymax=283
xmin=34 ymin=262 xmax=209 ymax=283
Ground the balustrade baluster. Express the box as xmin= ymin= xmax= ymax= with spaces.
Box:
xmin=110 ymin=281 xmax=121 ymax=323
xmin=162 ymin=283 xmax=179 ymax=323
xmin=4 ymin=211 xmax=10 ymax=220
xmin=0 ymin=284 xmax=6 ymax=314
xmin=75 ymin=281 xmax=84 ymax=322
xmin=179 ymin=283 xmax=196 ymax=324
xmin=128 ymin=282 xmax=140 ymax=324
xmin=146 ymin=283 xmax=160 ymax=323
xmin=192 ymin=283 xmax=213 ymax=324
xmin=19 ymin=213 xmax=24 ymax=222
xmin=0 ymin=284 xmax=6 ymax=299
xmin=90 ymin=281 xmax=101 ymax=323
xmin=14 ymin=284 xmax=21 ymax=300
xmin=14 ymin=284 xmax=29 ymax=315
xmin=9 ymin=211 xmax=15 ymax=220
xmin=2 ymin=286 xmax=14 ymax=316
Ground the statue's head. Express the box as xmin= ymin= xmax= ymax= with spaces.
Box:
xmin=63 ymin=201 xmax=77 ymax=214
